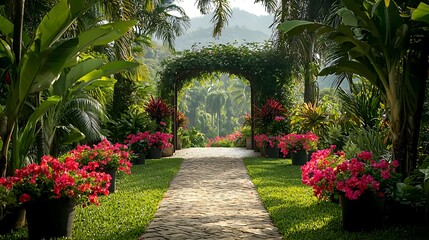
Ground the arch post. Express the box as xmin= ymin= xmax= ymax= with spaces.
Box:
xmin=250 ymin=81 xmax=255 ymax=149
xmin=173 ymin=82 xmax=178 ymax=151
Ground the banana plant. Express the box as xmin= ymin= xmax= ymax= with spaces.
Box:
xmin=44 ymin=58 xmax=138 ymax=157
xmin=278 ymin=0 xmax=429 ymax=177
xmin=0 ymin=0 xmax=137 ymax=176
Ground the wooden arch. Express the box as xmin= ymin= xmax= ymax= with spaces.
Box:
xmin=158 ymin=43 xmax=292 ymax=150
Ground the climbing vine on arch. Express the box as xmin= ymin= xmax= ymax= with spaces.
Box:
xmin=158 ymin=42 xmax=294 ymax=106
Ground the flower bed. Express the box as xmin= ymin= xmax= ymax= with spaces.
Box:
xmin=207 ymin=132 xmax=242 ymax=147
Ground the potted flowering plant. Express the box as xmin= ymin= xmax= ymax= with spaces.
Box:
xmin=147 ymin=132 xmax=173 ymax=159
xmin=278 ymin=132 xmax=319 ymax=165
xmin=0 ymin=156 xmax=111 ymax=239
xmin=63 ymin=139 xmax=132 ymax=193
xmin=301 ymin=146 xmax=346 ymax=201
xmin=302 ymin=149 xmax=400 ymax=231
xmin=335 ymin=151 xmax=400 ymax=232
xmin=125 ymin=131 xmax=151 ymax=164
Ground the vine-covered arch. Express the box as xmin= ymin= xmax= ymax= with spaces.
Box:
xmin=158 ymin=43 xmax=292 ymax=150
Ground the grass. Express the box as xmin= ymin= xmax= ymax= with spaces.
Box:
xmin=244 ymin=157 xmax=429 ymax=240
xmin=0 ymin=158 xmax=183 ymax=240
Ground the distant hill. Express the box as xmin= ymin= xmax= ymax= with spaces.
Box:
xmin=175 ymin=8 xmax=273 ymax=51
xmin=188 ymin=8 xmax=273 ymax=35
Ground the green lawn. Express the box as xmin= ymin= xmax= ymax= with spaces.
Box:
xmin=0 ymin=158 xmax=183 ymax=240
xmin=244 ymin=157 xmax=429 ymax=240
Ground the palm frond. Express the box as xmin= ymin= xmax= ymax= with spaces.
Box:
xmin=210 ymin=0 xmax=232 ymax=37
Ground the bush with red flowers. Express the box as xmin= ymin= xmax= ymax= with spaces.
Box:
xmin=64 ymin=139 xmax=132 ymax=174
xmin=148 ymin=132 xmax=173 ymax=150
xmin=278 ymin=132 xmax=319 ymax=156
xmin=0 ymin=156 xmax=111 ymax=206
xmin=301 ymin=146 xmax=346 ymax=200
xmin=335 ymin=151 xmax=400 ymax=200
xmin=302 ymin=148 xmax=401 ymax=201
xmin=124 ymin=131 xmax=151 ymax=153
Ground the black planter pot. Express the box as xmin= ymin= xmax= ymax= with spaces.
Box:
xmin=265 ymin=146 xmax=280 ymax=158
xmin=104 ymin=168 xmax=117 ymax=193
xmin=135 ymin=153 xmax=145 ymax=165
xmin=291 ymin=149 xmax=308 ymax=165
xmin=339 ymin=192 xmax=385 ymax=232
xmin=147 ymin=147 xmax=162 ymax=159
xmin=26 ymin=198 xmax=75 ymax=240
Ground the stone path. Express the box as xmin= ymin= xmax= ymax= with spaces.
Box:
xmin=139 ymin=148 xmax=282 ymax=240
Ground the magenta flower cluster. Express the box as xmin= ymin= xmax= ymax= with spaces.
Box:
xmin=125 ymin=131 xmax=172 ymax=151
xmin=278 ymin=132 xmax=319 ymax=156
xmin=302 ymin=148 xmax=400 ymax=200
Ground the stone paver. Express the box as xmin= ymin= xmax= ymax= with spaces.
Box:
xmin=138 ymin=148 xmax=282 ymax=240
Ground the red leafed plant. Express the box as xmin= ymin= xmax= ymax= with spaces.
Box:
xmin=0 ymin=156 xmax=111 ymax=206
xmin=145 ymin=96 xmax=172 ymax=126
xmin=254 ymin=99 xmax=287 ymax=133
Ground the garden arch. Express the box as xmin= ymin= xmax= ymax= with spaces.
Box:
xmin=158 ymin=43 xmax=292 ymax=150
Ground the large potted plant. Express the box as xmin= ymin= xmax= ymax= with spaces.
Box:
xmin=302 ymin=149 xmax=400 ymax=231
xmin=63 ymin=139 xmax=132 ymax=193
xmin=125 ymin=131 xmax=151 ymax=165
xmin=278 ymin=132 xmax=319 ymax=165
xmin=0 ymin=156 xmax=111 ymax=239
xmin=335 ymin=151 xmax=400 ymax=231
xmin=147 ymin=132 xmax=173 ymax=159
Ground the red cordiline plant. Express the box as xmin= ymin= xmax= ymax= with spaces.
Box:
xmin=254 ymin=99 xmax=287 ymax=134
xmin=145 ymin=96 xmax=172 ymax=130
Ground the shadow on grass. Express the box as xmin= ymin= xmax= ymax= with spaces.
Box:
xmin=243 ymin=157 xmax=429 ymax=240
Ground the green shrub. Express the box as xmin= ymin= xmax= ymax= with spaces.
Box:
xmin=343 ymin=127 xmax=389 ymax=159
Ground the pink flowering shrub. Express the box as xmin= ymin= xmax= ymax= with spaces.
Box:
xmin=278 ymin=132 xmax=319 ymax=156
xmin=254 ymin=134 xmax=269 ymax=149
xmin=207 ymin=132 xmax=242 ymax=147
xmin=64 ymin=139 xmax=132 ymax=174
xmin=335 ymin=151 xmax=400 ymax=200
xmin=0 ymin=156 xmax=111 ymax=206
xmin=301 ymin=146 xmax=345 ymax=200
xmin=124 ymin=131 xmax=151 ymax=152
xmin=147 ymin=132 xmax=173 ymax=149
xmin=302 ymin=149 xmax=400 ymax=201
xmin=125 ymin=131 xmax=172 ymax=151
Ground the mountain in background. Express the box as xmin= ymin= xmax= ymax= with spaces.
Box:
xmin=175 ymin=8 xmax=273 ymax=51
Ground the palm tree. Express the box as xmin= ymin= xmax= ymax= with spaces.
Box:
xmin=206 ymin=91 xmax=227 ymax=136
xmin=228 ymin=78 xmax=251 ymax=117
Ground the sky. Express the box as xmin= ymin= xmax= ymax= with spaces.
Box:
xmin=175 ymin=0 xmax=269 ymax=18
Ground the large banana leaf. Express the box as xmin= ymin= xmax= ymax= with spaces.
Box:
xmin=412 ymin=2 xmax=429 ymax=24
xmin=36 ymin=0 xmax=87 ymax=49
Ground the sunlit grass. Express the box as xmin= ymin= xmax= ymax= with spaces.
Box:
xmin=244 ymin=157 xmax=429 ymax=240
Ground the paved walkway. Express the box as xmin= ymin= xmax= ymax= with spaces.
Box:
xmin=139 ymin=148 xmax=282 ymax=240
